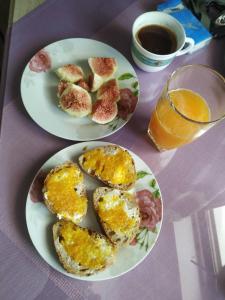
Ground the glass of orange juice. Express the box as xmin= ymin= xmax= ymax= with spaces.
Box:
xmin=148 ymin=64 xmax=225 ymax=151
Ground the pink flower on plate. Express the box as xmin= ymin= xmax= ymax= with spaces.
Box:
xmin=29 ymin=170 xmax=47 ymax=203
xmin=29 ymin=49 xmax=51 ymax=72
xmin=129 ymin=237 xmax=137 ymax=246
xmin=117 ymin=88 xmax=138 ymax=120
xmin=136 ymin=189 xmax=162 ymax=230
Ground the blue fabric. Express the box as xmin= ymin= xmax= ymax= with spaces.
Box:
xmin=157 ymin=0 xmax=212 ymax=45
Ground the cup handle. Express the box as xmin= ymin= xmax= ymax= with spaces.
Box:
xmin=176 ymin=37 xmax=195 ymax=56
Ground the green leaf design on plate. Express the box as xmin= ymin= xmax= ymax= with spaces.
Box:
xmin=149 ymin=179 xmax=156 ymax=188
xmin=82 ymin=146 xmax=88 ymax=151
xmin=153 ymin=189 xmax=160 ymax=198
xmin=134 ymin=226 xmax=158 ymax=251
xmin=133 ymin=90 xmax=139 ymax=97
xmin=137 ymin=170 xmax=151 ymax=180
xmin=152 ymin=227 xmax=158 ymax=234
xmin=118 ymin=73 xmax=134 ymax=80
xmin=107 ymin=116 xmax=119 ymax=131
xmin=132 ymin=81 xmax=139 ymax=89
xmin=135 ymin=228 xmax=150 ymax=251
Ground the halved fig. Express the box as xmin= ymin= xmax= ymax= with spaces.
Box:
xmin=77 ymin=79 xmax=90 ymax=92
xmin=88 ymin=73 xmax=104 ymax=92
xmin=91 ymin=99 xmax=118 ymax=124
xmin=57 ymin=80 xmax=69 ymax=97
xmin=56 ymin=64 xmax=83 ymax=83
xmin=97 ymin=79 xmax=120 ymax=103
xmin=59 ymin=84 xmax=92 ymax=117
xmin=88 ymin=57 xmax=117 ymax=80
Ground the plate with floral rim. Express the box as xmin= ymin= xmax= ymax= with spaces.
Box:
xmin=20 ymin=38 xmax=139 ymax=141
xmin=25 ymin=141 xmax=163 ymax=281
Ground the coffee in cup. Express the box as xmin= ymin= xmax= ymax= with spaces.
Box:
xmin=136 ymin=25 xmax=177 ymax=55
xmin=131 ymin=12 xmax=194 ymax=72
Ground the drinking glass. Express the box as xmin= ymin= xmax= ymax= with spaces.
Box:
xmin=148 ymin=65 xmax=225 ymax=151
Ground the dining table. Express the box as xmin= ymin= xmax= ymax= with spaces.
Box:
xmin=1 ymin=0 xmax=225 ymax=299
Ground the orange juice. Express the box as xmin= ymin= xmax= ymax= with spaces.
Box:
xmin=148 ymin=89 xmax=211 ymax=150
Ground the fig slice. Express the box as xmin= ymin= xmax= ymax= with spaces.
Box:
xmin=76 ymin=79 xmax=90 ymax=92
xmin=91 ymin=99 xmax=118 ymax=124
xmin=88 ymin=57 xmax=117 ymax=80
xmin=59 ymin=84 xmax=92 ymax=117
xmin=97 ymin=79 xmax=120 ymax=103
xmin=89 ymin=73 xmax=104 ymax=92
xmin=57 ymin=80 xmax=69 ymax=97
xmin=56 ymin=64 xmax=83 ymax=83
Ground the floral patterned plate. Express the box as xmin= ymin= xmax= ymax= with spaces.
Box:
xmin=25 ymin=141 xmax=163 ymax=281
xmin=20 ymin=38 xmax=139 ymax=141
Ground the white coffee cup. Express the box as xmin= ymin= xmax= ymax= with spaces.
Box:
xmin=131 ymin=11 xmax=194 ymax=72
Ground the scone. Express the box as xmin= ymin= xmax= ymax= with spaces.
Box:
xmin=43 ymin=162 xmax=87 ymax=224
xmin=53 ymin=220 xmax=116 ymax=276
xmin=93 ymin=187 xmax=140 ymax=246
xmin=79 ymin=145 xmax=136 ymax=190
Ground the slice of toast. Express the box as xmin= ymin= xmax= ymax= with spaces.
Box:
xmin=43 ymin=162 xmax=87 ymax=224
xmin=93 ymin=187 xmax=140 ymax=246
xmin=53 ymin=220 xmax=116 ymax=276
xmin=78 ymin=145 xmax=136 ymax=190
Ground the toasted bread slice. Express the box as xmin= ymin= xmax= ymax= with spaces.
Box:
xmin=53 ymin=220 xmax=116 ymax=276
xmin=93 ymin=187 xmax=140 ymax=246
xmin=79 ymin=145 xmax=136 ymax=190
xmin=43 ymin=162 xmax=87 ymax=224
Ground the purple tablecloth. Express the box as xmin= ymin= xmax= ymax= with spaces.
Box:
xmin=1 ymin=0 xmax=225 ymax=299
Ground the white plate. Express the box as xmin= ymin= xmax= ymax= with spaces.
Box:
xmin=25 ymin=141 xmax=163 ymax=281
xmin=21 ymin=38 xmax=139 ymax=141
